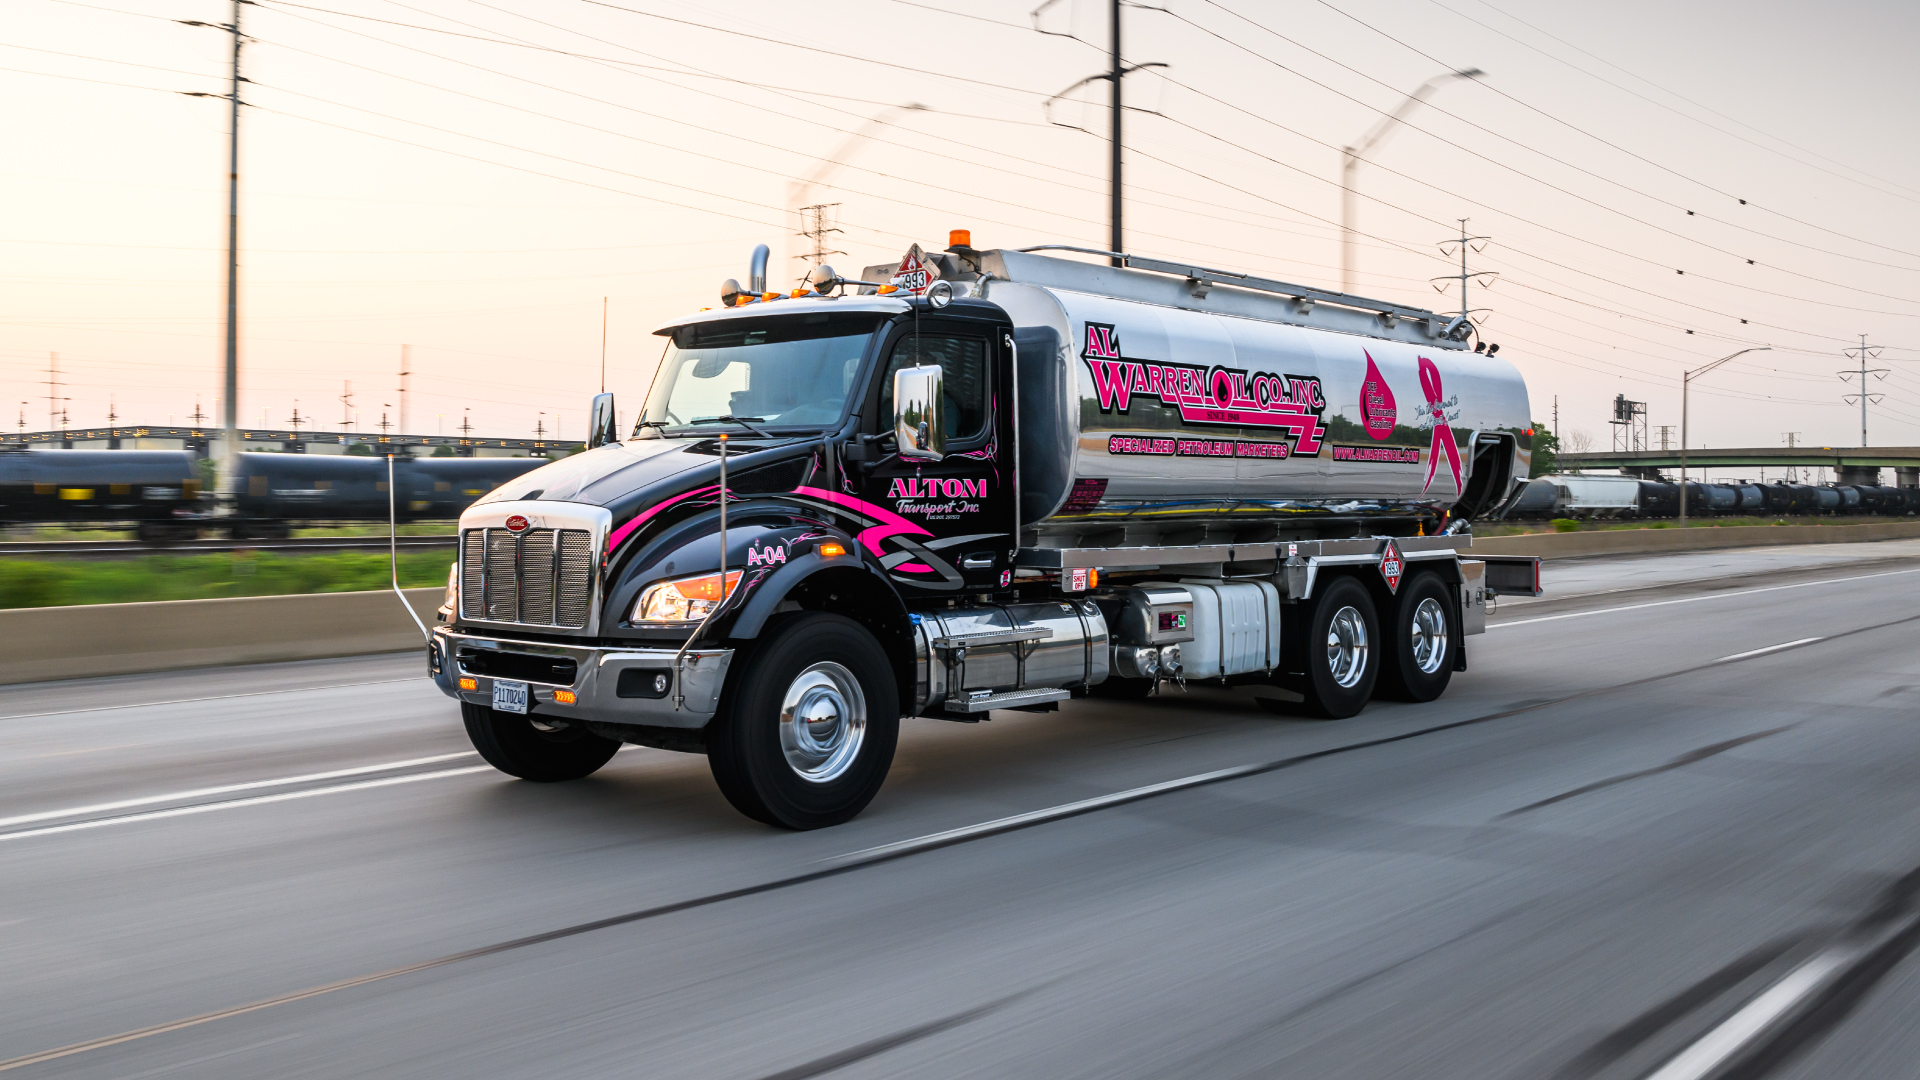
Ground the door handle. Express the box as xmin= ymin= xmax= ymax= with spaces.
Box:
xmin=959 ymin=554 xmax=995 ymax=570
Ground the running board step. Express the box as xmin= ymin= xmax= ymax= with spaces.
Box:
xmin=941 ymin=687 xmax=1072 ymax=714
xmin=930 ymin=627 xmax=1053 ymax=650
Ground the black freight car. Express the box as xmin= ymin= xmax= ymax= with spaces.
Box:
xmin=0 ymin=448 xmax=203 ymax=539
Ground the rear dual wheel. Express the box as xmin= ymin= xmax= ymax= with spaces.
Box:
xmin=1376 ymin=572 xmax=1458 ymax=703
xmin=1268 ymin=571 xmax=1456 ymax=718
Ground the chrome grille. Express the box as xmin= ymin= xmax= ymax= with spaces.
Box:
xmin=556 ymin=531 xmax=594 ymax=628
xmin=460 ymin=529 xmax=485 ymax=620
xmin=518 ymin=529 xmax=555 ymax=623
xmin=462 ymin=526 xmax=595 ymax=629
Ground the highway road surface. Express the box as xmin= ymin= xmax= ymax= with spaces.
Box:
xmin=3 ymin=542 xmax=1919 ymax=1079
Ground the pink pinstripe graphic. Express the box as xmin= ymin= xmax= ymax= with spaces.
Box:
xmin=792 ymin=485 xmax=934 ymax=569
xmin=606 ymin=484 xmax=721 ymax=554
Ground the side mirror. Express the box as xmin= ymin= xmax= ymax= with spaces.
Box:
xmin=588 ymin=392 xmax=619 ymax=449
xmin=892 ymin=364 xmax=944 ymax=461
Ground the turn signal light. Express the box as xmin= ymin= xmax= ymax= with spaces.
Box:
xmin=553 ymin=689 xmax=577 ymax=705
xmin=790 ymin=288 xmax=808 ymax=297
xmin=458 ymin=677 xmax=477 ymax=691
xmin=876 ymin=284 xmax=898 ymax=294
xmin=1089 ymin=569 xmax=1100 ymax=588
xmin=761 ymin=291 xmax=780 ymax=302
xmin=732 ymin=295 xmax=753 ymax=307
xmin=819 ymin=541 xmax=846 ymax=558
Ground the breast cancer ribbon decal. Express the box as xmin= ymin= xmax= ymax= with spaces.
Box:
xmin=1418 ymin=356 xmax=1464 ymax=494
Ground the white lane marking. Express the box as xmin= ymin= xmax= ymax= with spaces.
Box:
xmin=1643 ymin=947 xmax=1854 ymax=1080
xmin=1714 ymin=638 xmax=1823 ymax=664
xmin=826 ymin=764 xmax=1263 ymax=867
xmin=0 ymin=766 xmax=494 ymax=844
xmin=0 ymin=752 xmax=478 ymax=830
xmin=1490 ymin=566 xmax=1920 ymax=629
xmin=0 ymin=677 xmax=423 ymax=722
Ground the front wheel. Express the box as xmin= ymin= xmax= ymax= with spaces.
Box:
xmin=707 ymin=613 xmax=900 ymax=830
xmin=462 ymin=701 xmax=620 ymax=781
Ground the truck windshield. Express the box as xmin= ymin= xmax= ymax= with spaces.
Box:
xmin=639 ymin=313 xmax=883 ymax=437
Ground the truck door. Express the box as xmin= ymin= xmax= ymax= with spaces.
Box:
xmin=860 ymin=321 xmax=1015 ymax=595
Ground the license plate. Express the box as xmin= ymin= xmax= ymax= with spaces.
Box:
xmin=492 ymin=679 xmax=529 ymax=714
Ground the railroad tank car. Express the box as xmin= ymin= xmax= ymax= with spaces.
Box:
xmin=1552 ymin=474 xmax=1641 ymax=518
xmin=0 ymin=449 xmax=203 ymax=538
xmin=231 ymin=452 xmax=547 ymax=536
xmin=1501 ymin=477 xmax=1561 ymax=519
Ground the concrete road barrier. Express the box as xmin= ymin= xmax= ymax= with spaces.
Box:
xmin=1472 ymin=519 xmax=1920 ymax=559
xmin=0 ymin=588 xmax=441 ymax=686
xmin=3 ymin=522 xmax=1917 ymax=684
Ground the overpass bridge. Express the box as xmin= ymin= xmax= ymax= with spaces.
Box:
xmin=1559 ymin=446 xmax=1920 ymax=487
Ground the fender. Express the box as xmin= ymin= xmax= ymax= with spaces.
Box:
xmin=725 ymin=539 xmax=907 ymax=640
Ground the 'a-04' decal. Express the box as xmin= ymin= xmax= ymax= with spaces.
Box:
xmin=1081 ymin=322 xmax=1328 ymax=454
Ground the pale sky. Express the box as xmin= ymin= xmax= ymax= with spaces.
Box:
xmin=4 ymin=0 xmax=1919 ymax=457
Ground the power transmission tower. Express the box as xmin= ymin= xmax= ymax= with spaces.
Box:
xmin=794 ymin=203 xmax=845 ymax=274
xmin=1656 ymin=424 xmax=1674 ymax=451
xmin=1840 ymin=335 xmax=1887 ymax=446
xmin=1782 ymin=431 xmax=1802 ymax=482
xmin=459 ymin=410 xmax=473 ymax=439
xmin=289 ymin=402 xmax=304 ymax=431
xmin=339 ymin=381 xmax=355 ymax=431
xmin=1432 ymin=220 xmax=1496 ymax=336
xmin=44 ymin=352 xmax=63 ymax=430
xmin=106 ymin=396 xmax=118 ymax=427
xmin=534 ymin=413 xmax=547 ymax=441
xmin=377 ymin=411 xmax=393 ymax=435
xmin=190 ymin=397 xmax=209 ymax=426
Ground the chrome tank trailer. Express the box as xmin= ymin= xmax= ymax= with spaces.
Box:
xmin=934 ymin=249 xmax=1532 ymax=536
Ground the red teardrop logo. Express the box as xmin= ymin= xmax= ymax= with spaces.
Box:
xmin=1360 ymin=350 xmax=1397 ymax=440
xmin=504 ymin=515 xmax=529 ymax=533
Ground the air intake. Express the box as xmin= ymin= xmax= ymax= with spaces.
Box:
xmin=460 ymin=527 xmax=595 ymax=628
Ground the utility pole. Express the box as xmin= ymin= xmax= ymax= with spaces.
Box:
xmin=399 ymin=344 xmax=411 ymax=436
xmin=1035 ymin=0 xmax=1164 ymax=265
xmin=1679 ymin=347 xmax=1770 ymax=529
xmin=1840 ymin=334 xmax=1886 ymax=446
xmin=1551 ymin=395 xmax=1558 ymax=439
xmin=222 ymin=0 xmax=242 ymax=492
xmin=1109 ymin=0 xmax=1122 ymax=264
xmin=1433 ymin=220 xmax=1495 ymax=334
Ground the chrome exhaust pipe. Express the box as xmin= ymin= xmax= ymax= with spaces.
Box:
xmin=748 ymin=243 xmax=769 ymax=294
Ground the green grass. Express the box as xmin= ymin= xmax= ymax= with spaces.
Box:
xmin=0 ymin=551 xmax=454 ymax=609
xmin=1474 ymin=515 xmax=1912 ymax=537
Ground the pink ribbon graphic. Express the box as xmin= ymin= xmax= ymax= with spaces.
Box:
xmin=1418 ymin=356 xmax=1463 ymax=494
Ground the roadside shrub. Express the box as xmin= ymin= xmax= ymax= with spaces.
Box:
xmin=1550 ymin=518 xmax=1580 ymax=533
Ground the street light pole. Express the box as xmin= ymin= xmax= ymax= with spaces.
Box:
xmin=1341 ymin=69 xmax=1481 ymax=294
xmin=1678 ymin=347 xmax=1769 ymax=528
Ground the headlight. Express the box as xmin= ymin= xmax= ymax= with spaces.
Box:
xmin=442 ymin=562 xmax=458 ymax=611
xmin=633 ymin=569 xmax=743 ymax=623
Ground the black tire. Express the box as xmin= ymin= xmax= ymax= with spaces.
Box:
xmin=1089 ymin=675 xmax=1157 ymax=700
xmin=1376 ymin=571 xmax=1458 ymax=703
xmin=462 ymin=701 xmax=620 ymax=782
xmin=1276 ymin=575 xmax=1379 ymax=719
xmin=707 ymin=612 xmax=900 ymax=830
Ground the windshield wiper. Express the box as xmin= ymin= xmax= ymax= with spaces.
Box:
xmin=690 ymin=415 xmax=774 ymax=437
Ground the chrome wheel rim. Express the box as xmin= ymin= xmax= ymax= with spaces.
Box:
xmin=778 ymin=661 xmax=867 ymax=784
xmin=1325 ymin=605 xmax=1369 ymax=689
xmin=1410 ymin=597 xmax=1448 ymax=674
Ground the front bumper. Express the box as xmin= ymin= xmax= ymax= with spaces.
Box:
xmin=429 ymin=625 xmax=732 ymax=729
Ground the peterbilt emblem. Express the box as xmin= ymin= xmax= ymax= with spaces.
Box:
xmin=504 ymin=515 xmax=529 ymax=533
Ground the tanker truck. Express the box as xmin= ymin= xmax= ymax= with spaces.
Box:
xmin=426 ymin=236 xmax=1542 ymax=828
